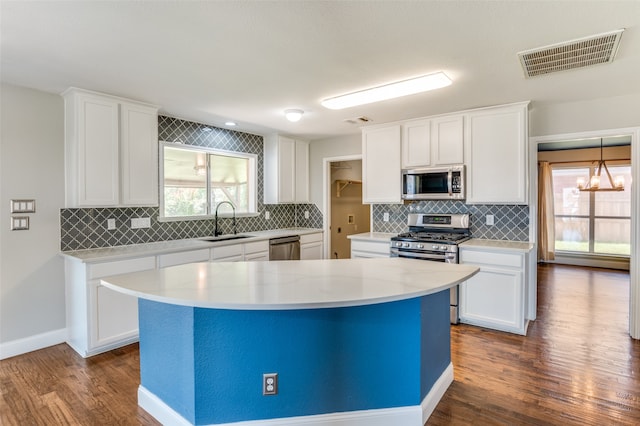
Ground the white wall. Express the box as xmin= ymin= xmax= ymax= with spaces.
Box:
xmin=530 ymin=93 xmax=640 ymax=137
xmin=309 ymin=133 xmax=361 ymax=213
xmin=0 ymin=83 xmax=66 ymax=354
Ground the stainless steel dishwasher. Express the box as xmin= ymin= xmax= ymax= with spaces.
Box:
xmin=269 ymin=235 xmax=300 ymax=261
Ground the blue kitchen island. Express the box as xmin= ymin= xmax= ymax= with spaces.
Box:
xmin=100 ymin=258 xmax=478 ymax=426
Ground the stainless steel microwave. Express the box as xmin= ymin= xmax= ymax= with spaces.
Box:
xmin=402 ymin=165 xmax=465 ymax=200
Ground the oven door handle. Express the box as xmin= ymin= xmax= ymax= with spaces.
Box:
xmin=392 ymin=250 xmax=450 ymax=262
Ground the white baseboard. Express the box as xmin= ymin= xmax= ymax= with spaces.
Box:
xmin=421 ymin=362 xmax=454 ymax=423
xmin=138 ymin=363 xmax=454 ymax=426
xmin=0 ymin=328 xmax=67 ymax=360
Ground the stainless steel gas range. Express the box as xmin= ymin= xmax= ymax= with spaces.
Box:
xmin=390 ymin=213 xmax=471 ymax=324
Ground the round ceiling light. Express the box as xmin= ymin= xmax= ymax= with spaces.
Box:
xmin=284 ymin=109 xmax=304 ymax=122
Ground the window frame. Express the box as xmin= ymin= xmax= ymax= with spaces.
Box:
xmin=158 ymin=141 xmax=258 ymax=221
xmin=551 ymin=163 xmax=631 ymax=257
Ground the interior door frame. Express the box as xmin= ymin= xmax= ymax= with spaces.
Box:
xmin=529 ymin=126 xmax=640 ymax=340
xmin=323 ymin=154 xmax=363 ymax=260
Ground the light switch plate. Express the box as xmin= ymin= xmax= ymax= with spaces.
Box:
xmin=11 ymin=199 xmax=36 ymax=213
xmin=107 ymin=218 xmax=116 ymax=230
xmin=383 ymin=212 xmax=390 ymax=222
xmin=11 ymin=216 xmax=29 ymax=230
xmin=265 ymin=211 xmax=270 ymax=220
xmin=304 ymin=210 xmax=310 ymax=219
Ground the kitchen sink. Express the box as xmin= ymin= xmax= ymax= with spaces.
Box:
xmin=200 ymin=234 xmax=253 ymax=242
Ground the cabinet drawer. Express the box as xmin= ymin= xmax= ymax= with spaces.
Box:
xmin=211 ymin=244 xmax=243 ymax=260
xmin=460 ymin=249 xmax=522 ymax=268
xmin=158 ymin=249 xmax=210 ymax=268
xmin=89 ymin=256 xmax=156 ymax=279
xmin=244 ymin=240 xmax=269 ymax=255
xmin=300 ymin=232 xmax=322 ymax=244
xmin=350 ymin=240 xmax=390 ymax=256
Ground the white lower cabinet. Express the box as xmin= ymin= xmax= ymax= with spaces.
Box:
xmin=459 ymin=247 xmax=528 ymax=335
xmin=300 ymin=233 xmax=323 ymax=260
xmin=350 ymin=239 xmax=390 ymax=258
xmin=243 ymin=241 xmax=270 ymax=261
xmin=66 ymin=256 xmax=156 ymax=357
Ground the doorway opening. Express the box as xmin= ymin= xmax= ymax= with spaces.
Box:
xmin=323 ymin=156 xmax=370 ymax=259
xmin=530 ymin=127 xmax=640 ymax=339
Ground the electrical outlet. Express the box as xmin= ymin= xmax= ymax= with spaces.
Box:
xmin=107 ymin=218 xmax=116 ymax=230
xmin=383 ymin=212 xmax=390 ymax=222
xmin=263 ymin=373 xmax=278 ymax=395
xmin=486 ymin=214 xmax=495 ymax=226
xmin=265 ymin=211 xmax=270 ymax=220
xmin=304 ymin=210 xmax=309 ymax=219
xmin=131 ymin=217 xmax=151 ymax=229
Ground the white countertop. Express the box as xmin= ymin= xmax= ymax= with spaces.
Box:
xmin=61 ymin=228 xmax=323 ymax=263
xmin=100 ymin=258 xmax=479 ymax=310
xmin=460 ymin=239 xmax=534 ymax=252
xmin=347 ymin=232 xmax=396 ymax=242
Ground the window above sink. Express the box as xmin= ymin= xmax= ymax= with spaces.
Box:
xmin=160 ymin=142 xmax=258 ymax=220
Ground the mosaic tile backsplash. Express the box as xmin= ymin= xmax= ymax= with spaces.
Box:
xmin=372 ymin=201 xmax=529 ymax=241
xmin=60 ymin=116 xmax=322 ymax=251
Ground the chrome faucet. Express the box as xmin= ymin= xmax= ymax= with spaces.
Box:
xmin=214 ymin=201 xmax=237 ymax=237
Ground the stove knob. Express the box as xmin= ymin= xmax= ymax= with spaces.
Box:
xmin=403 ymin=243 xmax=410 ymax=248
xmin=417 ymin=244 xmax=424 ymax=249
xmin=432 ymin=245 xmax=439 ymax=250
xmin=395 ymin=242 xmax=402 ymax=247
xmin=440 ymin=245 xmax=447 ymax=251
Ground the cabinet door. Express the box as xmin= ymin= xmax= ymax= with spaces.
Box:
xmin=459 ymin=266 xmax=524 ymax=334
xmin=465 ymin=104 xmax=528 ymax=204
xmin=362 ymin=125 xmax=402 ymax=204
xmin=77 ymin=94 xmax=120 ymax=206
xmin=88 ymin=256 xmax=155 ymax=351
xmin=245 ymin=252 xmax=269 ymax=261
xmin=277 ymin=137 xmax=296 ymax=203
xmin=91 ymin=281 xmax=139 ymax=348
xmin=301 ymin=242 xmax=323 ymax=260
xmin=402 ymin=119 xmax=431 ymax=168
xmin=120 ymin=102 xmax=159 ymax=206
xmin=431 ymin=115 xmax=464 ymax=165
xmin=295 ymin=140 xmax=310 ymax=203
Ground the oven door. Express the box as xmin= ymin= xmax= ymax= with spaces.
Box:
xmin=391 ymin=248 xmax=459 ymax=324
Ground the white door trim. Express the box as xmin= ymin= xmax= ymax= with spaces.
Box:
xmin=529 ymin=126 xmax=640 ymax=339
xmin=323 ymin=155 xmax=363 ymax=259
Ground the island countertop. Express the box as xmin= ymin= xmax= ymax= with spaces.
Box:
xmin=100 ymin=258 xmax=479 ymax=310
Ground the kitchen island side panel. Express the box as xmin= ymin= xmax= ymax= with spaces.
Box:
xmin=138 ymin=295 xmax=451 ymax=425
xmin=138 ymin=299 xmax=196 ymax=424
xmin=420 ymin=290 xmax=451 ymax=400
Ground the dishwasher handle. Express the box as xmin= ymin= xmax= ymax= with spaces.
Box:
xmin=269 ymin=235 xmax=300 ymax=245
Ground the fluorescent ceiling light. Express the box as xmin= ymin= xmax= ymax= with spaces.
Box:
xmin=321 ymin=72 xmax=452 ymax=110
xmin=284 ymin=109 xmax=304 ymax=122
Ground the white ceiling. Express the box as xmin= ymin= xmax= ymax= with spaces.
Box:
xmin=2 ymin=1 xmax=640 ymax=141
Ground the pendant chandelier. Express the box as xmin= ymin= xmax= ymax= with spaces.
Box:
xmin=576 ymin=139 xmax=625 ymax=192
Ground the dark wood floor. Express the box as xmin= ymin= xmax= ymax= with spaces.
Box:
xmin=1 ymin=264 xmax=638 ymax=425
xmin=429 ymin=264 xmax=640 ymax=425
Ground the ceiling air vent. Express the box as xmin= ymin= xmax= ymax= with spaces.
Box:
xmin=517 ymin=29 xmax=624 ymax=78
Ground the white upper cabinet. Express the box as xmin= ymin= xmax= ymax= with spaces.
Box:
xmin=120 ymin=102 xmax=159 ymax=205
xmin=401 ymin=119 xmax=431 ymax=168
xmin=465 ymin=102 xmax=529 ymax=204
xmin=264 ymin=135 xmax=309 ymax=204
xmin=431 ymin=115 xmax=464 ymax=165
xmin=64 ymin=88 xmax=158 ymax=208
xmin=362 ymin=125 xmax=402 ymax=204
